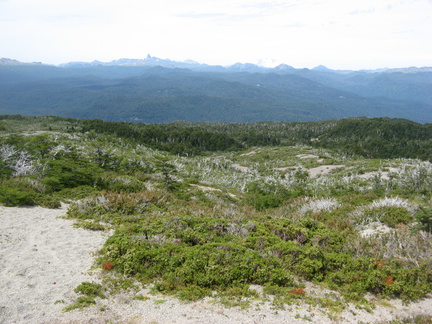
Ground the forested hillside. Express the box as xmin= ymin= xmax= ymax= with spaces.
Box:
xmin=1 ymin=60 xmax=431 ymax=123
xmin=0 ymin=115 xmax=431 ymax=318
xmin=3 ymin=115 xmax=426 ymax=159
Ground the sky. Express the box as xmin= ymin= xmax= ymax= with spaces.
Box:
xmin=0 ymin=0 xmax=431 ymax=70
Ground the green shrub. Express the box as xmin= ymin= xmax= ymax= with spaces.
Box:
xmin=416 ymin=207 xmax=432 ymax=233
xmin=355 ymin=205 xmax=415 ymax=228
xmin=63 ymin=296 xmax=96 ymax=311
xmin=97 ymin=212 xmax=432 ymax=302
xmin=377 ymin=206 xmax=413 ymax=227
xmin=99 ymin=173 xmax=146 ymax=192
xmin=43 ymin=158 xmax=101 ymax=192
xmin=0 ymin=178 xmax=62 ymax=208
xmin=74 ymin=282 xmax=106 ymax=299
xmin=0 ymin=186 xmax=35 ymax=206
xmin=64 ymin=281 xmax=106 ymax=312
xmin=55 ymin=186 xmax=100 ymax=200
xmin=323 ymin=257 xmax=432 ymax=301
xmin=245 ymin=182 xmax=302 ymax=211
xmin=34 ymin=194 xmax=61 ymax=208
xmin=174 ymin=285 xmax=212 ymax=301
xmin=0 ymin=159 xmax=13 ymax=178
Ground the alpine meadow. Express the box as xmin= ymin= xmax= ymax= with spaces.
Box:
xmin=0 ymin=113 xmax=431 ymax=323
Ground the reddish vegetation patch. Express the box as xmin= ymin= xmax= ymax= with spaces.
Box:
xmin=375 ymin=260 xmax=385 ymax=268
xmin=385 ymin=275 xmax=394 ymax=286
xmin=291 ymin=288 xmax=306 ymax=295
xmin=102 ymin=260 xmax=114 ymax=271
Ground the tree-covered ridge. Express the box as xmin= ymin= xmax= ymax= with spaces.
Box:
xmin=311 ymin=118 xmax=432 ymax=160
xmin=1 ymin=65 xmax=432 ymax=123
xmin=3 ymin=115 xmax=428 ymax=160
xmin=1 ymin=115 xmax=431 ymax=312
xmin=79 ymin=119 xmax=246 ymax=155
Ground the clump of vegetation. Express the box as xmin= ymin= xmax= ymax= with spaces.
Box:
xmin=64 ymin=282 xmax=106 ymax=312
xmin=0 ymin=186 xmax=35 ymax=206
xmin=416 ymin=207 xmax=432 ymax=233
xmin=74 ymin=282 xmax=106 ymax=299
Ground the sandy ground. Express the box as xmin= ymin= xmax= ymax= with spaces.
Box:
xmin=308 ymin=165 xmax=346 ymax=178
xmin=1 ymin=204 xmax=431 ymax=324
xmin=0 ymin=204 xmax=109 ymax=323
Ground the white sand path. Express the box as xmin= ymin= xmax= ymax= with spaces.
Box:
xmin=0 ymin=204 xmax=108 ymax=323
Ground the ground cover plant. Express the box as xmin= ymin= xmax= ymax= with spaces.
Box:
xmin=1 ymin=115 xmax=431 ymax=313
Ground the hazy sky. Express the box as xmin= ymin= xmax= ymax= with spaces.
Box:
xmin=1 ymin=0 xmax=431 ymax=69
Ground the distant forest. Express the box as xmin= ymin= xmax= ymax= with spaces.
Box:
xmin=1 ymin=115 xmax=430 ymax=160
xmin=1 ymin=63 xmax=432 ymax=123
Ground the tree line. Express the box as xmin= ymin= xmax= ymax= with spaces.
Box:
xmin=1 ymin=115 xmax=431 ymax=160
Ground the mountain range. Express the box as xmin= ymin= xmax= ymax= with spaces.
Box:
xmin=0 ymin=56 xmax=431 ymax=123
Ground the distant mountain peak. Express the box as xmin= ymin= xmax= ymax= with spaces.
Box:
xmin=0 ymin=58 xmax=42 ymax=66
xmin=59 ymin=55 xmax=207 ymax=69
xmin=312 ymin=65 xmax=332 ymax=71
xmin=274 ymin=64 xmax=295 ymax=71
xmin=228 ymin=62 xmax=268 ymax=72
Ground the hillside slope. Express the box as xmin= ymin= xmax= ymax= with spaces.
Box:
xmin=1 ymin=61 xmax=431 ymax=123
xmin=0 ymin=115 xmax=431 ymax=324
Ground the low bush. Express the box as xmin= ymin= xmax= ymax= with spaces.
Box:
xmin=0 ymin=186 xmax=35 ymax=206
xmin=378 ymin=206 xmax=414 ymax=227
xmin=99 ymin=213 xmax=431 ymax=302
xmin=99 ymin=173 xmax=146 ymax=193
xmin=416 ymin=207 xmax=432 ymax=233
xmin=43 ymin=158 xmax=101 ymax=192
xmin=63 ymin=296 xmax=96 ymax=312
xmin=323 ymin=255 xmax=432 ymax=301
xmin=74 ymin=282 xmax=106 ymax=299
xmin=245 ymin=181 xmax=302 ymax=211
xmin=351 ymin=202 xmax=415 ymax=228
xmin=34 ymin=194 xmax=61 ymax=208
xmin=65 ymin=281 xmax=106 ymax=312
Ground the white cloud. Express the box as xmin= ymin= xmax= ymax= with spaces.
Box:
xmin=0 ymin=0 xmax=431 ymax=69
